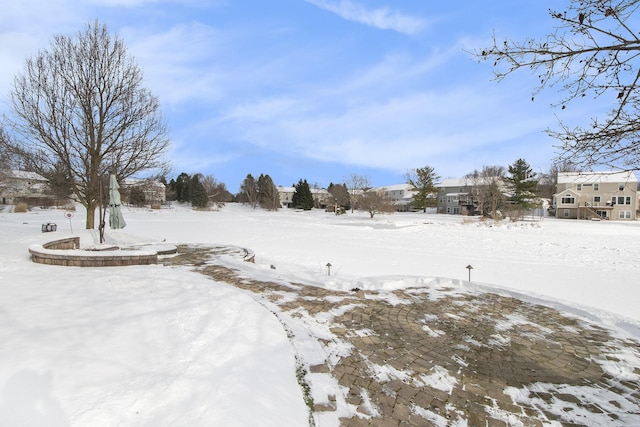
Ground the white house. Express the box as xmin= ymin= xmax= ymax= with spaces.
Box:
xmin=0 ymin=170 xmax=49 ymax=205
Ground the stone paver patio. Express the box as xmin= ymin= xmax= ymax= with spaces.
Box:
xmin=163 ymin=245 xmax=640 ymax=426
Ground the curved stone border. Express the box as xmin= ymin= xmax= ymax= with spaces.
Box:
xmin=29 ymin=237 xmax=158 ymax=267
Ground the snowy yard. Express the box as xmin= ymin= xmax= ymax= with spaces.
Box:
xmin=1 ymin=203 xmax=639 ymax=425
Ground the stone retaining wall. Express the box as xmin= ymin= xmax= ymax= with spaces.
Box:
xmin=29 ymin=237 xmax=158 ymax=267
xmin=42 ymin=237 xmax=80 ymax=250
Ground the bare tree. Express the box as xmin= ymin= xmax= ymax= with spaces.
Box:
xmin=241 ymin=174 xmax=259 ymax=208
xmin=464 ymin=166 xmax=506 ymax=219
xmin=359 ymin=189 xmax=395 ymax=218
xmin=475 ymin=1 xmax=640 ymax=170
xmin=345 ymin=174 xmax=371 ymax=213
xmin=6 ymin=21 xmax=170 ymax=228
xmin=0 ymin=128 xmax=12 ymax=185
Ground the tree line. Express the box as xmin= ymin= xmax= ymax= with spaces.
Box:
xmin=4 ymin=0 xmax=640 ymax=228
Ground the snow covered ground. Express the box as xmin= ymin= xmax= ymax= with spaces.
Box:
xmin=1 ymin=203 xmax=639 ymax=425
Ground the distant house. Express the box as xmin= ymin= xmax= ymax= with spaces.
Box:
xmin=377 ymin=184 xmax=417 ymax=212
xmin=554 ymin=171 xmax=638 ymax=220
xmin=436 ymin=178 xmax=476 ymax=215
xmin=277 ymin=186 xmax=295 ymax=208
xmin=0 ymin=170 xmax=50 ymax=205
xmin=277 ymin=186 xmax=330 ymax=209
xmin=122 ymin=179 xmax=166 ymax=205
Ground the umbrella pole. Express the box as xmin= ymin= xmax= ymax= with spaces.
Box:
xmin=99 ymin=175 xmax=105 ymax=243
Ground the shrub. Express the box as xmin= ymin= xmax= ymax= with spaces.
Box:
xmin=14 ymin=202 xmax=28 ymax=213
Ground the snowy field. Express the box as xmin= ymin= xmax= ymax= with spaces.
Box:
xmin=1 ymin=203 xmax=639 ymax=426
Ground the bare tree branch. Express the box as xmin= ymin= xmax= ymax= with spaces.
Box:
xmin=473 ymin=0 xmax=640 ymax=170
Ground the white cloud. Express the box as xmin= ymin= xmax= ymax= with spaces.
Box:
xmin=305 ymin=0 xmax=425 ymax=35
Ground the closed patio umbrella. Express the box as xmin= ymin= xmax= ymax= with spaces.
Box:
xmin=108 ymin=174 xmax=126 ymax=229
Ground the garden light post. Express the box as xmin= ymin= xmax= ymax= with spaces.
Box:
xmin=326 ymin=262 xmax=332 ymax=276
xmin=466 ymin=264 xmax=473 ymax=282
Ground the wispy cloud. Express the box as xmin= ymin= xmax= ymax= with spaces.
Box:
xmin=305 ymin=0 xmax=425 ymax=35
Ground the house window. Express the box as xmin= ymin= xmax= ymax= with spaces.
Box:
xmin=618 ymin=196 xmax=625 ymax=205
xmin=593 ymin=196 xmax=601 ymax=205
xmin=446 ymin=207 xmax=451 ymax=213
xmin=561 ymin=196 xmax=575 ymax=204
xmin=626 ymin=196 xmax=631 ymax=205
xmin=619 ymin=184 xmax=625 ymax=191
xmin=563 ymin=209 xmax=570 ymax=217
xmin=619 ymin=210 xmax=632 ymax=219
xmin=577 ymin=184 xmax=582 ymax=191
xmin=594 ymin=183 xmax=599 ymax=191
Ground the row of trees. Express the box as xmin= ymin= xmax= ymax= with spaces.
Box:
xmin=238 ymin=173 xmax=280 ymax=210
xmin=4 ymin=0 xmax=640 ymax=228
xmin=166 ymin=173 xmax=233 ymax=208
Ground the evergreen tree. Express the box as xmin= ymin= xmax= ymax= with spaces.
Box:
xmin=327 ymin=182 xmax=350 ymax=211
xmin=166 ymin=178 xmax=177 ymax=201
xmin=190 ymin=174 xmax=208 ymax=208
xmin=258 ymin=174 xmax=280 ymax=211
xmin=129 ymin=186 xmax=146 ymax=207
xmin=292 ymin=179 xmax=314 ymax=210
xmin=506 ymin=159 xmax=538 ymax=205
xmin=174 ymin=172 xmax=191 ymax=203
xmin=405 ymin=166 xmax=440 ymax=212
xmin=505 ymin=159 xmax=539 ymax=220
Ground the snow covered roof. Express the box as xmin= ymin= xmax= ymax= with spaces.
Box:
xmin=439 ymin=176 xmax=502 ymax=188
xmin=123 ymin=178 xmax=165 ymax=188
xmin=557 ymin=171 xmax=637 ymax=184
xmin=378 ymin=183 xmax=412 ymax=192
xmin=8 ymin=170 xmax=47 ymax=181
xmin=438 ymin=178 xmax=466 ymax=188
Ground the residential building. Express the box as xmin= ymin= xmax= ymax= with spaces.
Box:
xmin=554 ymin=171 xmax=638 ymax=220
xmin=277 ymin=186 xmax=329 ymax=209
xmin=277 ymin=186 xmax=294 ymax=208
xmin=377 ymin=184 xmax=417 ymax=212
xmin=0 ymin=170 xmax=50 ymax=205
xmin=122 ymin=179 xmax=167 ymax=205
xmin=436 ymin=178 xmax=476 ymax=215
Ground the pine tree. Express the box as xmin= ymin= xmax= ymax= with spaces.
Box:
xmin=174 ymin=172 xmax=191 ymax=203
xmin=190 ymin=174 xmax=209 ymax=208
xmin=328 ymin=182 xmax=350 ymax=211
xmin=129 ymin=186 xmax=146 ymax=207
xmin=292 ymin=179 xmax=314 ymax=210
xmin=405 ymin=166 xmax=440 ymax=212
xmin=506 ymin=159 xmax=538 ymax=205
xmin=505 ymin=159 xmax=538 ymax=220
xmin=258 ymin=174 xmax=280 ymax=211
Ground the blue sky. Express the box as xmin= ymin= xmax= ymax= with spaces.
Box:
xmin=1 ymin=0 xmax=593 ymax=192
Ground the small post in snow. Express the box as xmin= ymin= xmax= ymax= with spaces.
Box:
xmin=326 ymin=262 xmax=332 ymax=276
xmin=466 ymin=264 xmax=473 ymax=282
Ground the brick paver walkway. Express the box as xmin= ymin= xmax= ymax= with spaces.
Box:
xmin=163 ymin=245 xmax=640 ymax=426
